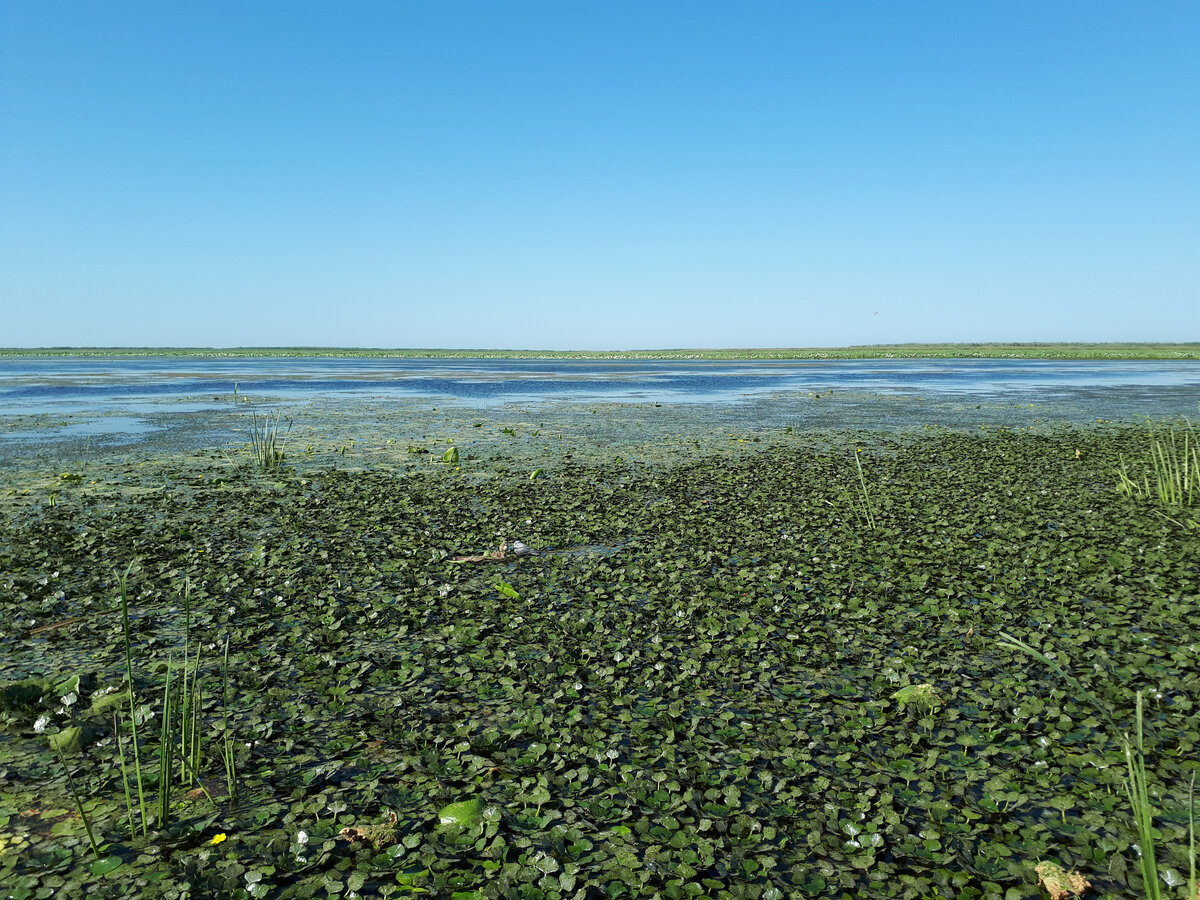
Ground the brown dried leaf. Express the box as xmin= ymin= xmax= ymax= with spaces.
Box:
xmin=453 ymin=541 xmax=508 ymax=563
xmin=1034 ymin=861 xmax=1091 ymax=900
xmin=338 ymin=811 xmax=399 ymax=849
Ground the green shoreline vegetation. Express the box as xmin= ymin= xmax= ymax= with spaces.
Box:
xmin=2 ymin=342 xmax=1200 ymax=360
xmin=2 ymin=419 xmax=1199 ymax=898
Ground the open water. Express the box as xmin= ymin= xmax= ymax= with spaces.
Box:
xmin=1 ymin=356 xmax=1198 ymax=464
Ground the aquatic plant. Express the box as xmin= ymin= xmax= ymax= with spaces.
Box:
xmin=3 ymin=427 xmax=1198 ymax=896
xmin=248 ymin=411 xmax=289 ymax=470
xmin=1117 ymin=422 xmax=1198 ymax=508
xmin=998 ymin=632 xmax=1198 ymax=900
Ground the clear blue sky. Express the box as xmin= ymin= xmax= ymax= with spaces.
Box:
xmin=2 ymin=2 xmax=1197 ymax=350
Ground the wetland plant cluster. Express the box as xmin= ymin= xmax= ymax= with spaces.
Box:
xmin=1 ymin=427 xmax=1198 ymax=899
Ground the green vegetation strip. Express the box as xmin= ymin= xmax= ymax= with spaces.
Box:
xmin=2 ymin=343 xmax=1200 ymax=359
xmin=1 ymin=427 xmax=1198 ymax=899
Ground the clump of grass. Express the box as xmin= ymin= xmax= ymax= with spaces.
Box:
xmin=1118 ymin=422 xmax=1198 ymax=508
xmin=249 ymin=412 xmax=290 ymax=471
xmin=998 ymin=632 xmax=1197 ymax=900
xmin=113 ymin=566 xmax=218 ymax=837
xmin=220 ymin=635 xmax=238 ymax=805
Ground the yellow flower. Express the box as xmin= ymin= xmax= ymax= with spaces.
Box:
xmin=209 ymin=833 xmax=227 ymax=845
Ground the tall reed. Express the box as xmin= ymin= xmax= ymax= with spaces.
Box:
xmin=852 ymin=449 xmax=876 ymax=530
xmin=116 ymin=564 xmax=148 ymax=836
xmin=221 ymin=635 xmax=238 ymax=804
xmin=249 ymin=412 xmax=290 ymax=471
xmin=115 ymin=568 xmax=216 ymax=836
xmin=1118 ymin=423 xmax=1198 ymax=508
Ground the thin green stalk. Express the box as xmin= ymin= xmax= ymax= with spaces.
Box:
xmin=56 ymin=746 xmax=101 ymax=859
xmin=184 ymin=642 xmax=204 ymax=786
xmin=222 ymin=635 xmax=238 ymax=804
xmin=159 ymin=655 xmax=174 ymax=825
xmin=852 ymin=449 xmax=876 ymax=530
xmin=179 ymin=580 xmax=204 ymax=788
xmin=117 ymin=564 xmax=148 ymax=836
xmin=113 ymin=712 xmax=135 ymax=842
xmin=1189 ymin=774 xmax=1196 ymax=900
xmin=1124 ymin=693 xmax=1162 ymax=900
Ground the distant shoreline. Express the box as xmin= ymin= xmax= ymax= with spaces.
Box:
xmin=2 ymin=342 xmax=1199 ymax=360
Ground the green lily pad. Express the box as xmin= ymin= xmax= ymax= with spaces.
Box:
xmin=49 ymin=726 xmax=83 ymax=755
xmin=90 ymin=690 xmax=130 ymax=716
xmin=89 ymin=856 xmax=124 ymax=876
xmin=437 ymin=797 xmax=483 ymax=828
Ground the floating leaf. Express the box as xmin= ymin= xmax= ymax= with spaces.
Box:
xmin=437 ymin=797 xmax=483 ymax=828
xmin=892 ymin=683 xmax=942 ymax=712
xmin=89 ymin=856 xmax=124 ymax=876
xmin=49 ymin=726 xmax=83 ymax=755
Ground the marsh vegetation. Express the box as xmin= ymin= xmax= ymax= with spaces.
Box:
xmin=1 ymin=425 xmax=1198 ymax=898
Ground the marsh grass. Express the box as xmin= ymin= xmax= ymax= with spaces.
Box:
xmin=998 ymin=632 xmax=1197 ymax=900
xmin=116 ymin=565 xmax=148 ymax=836
xmin=1118 ymin=423 xmax=1199 ymax=508
xmin=220 ymin=635 xmax=238 ymax=804
xmin=113 ymin=566 xmax=220 ymax=838
xmin=844 ymin=448 xmax=877 ymax=530
xmin=249 ymin=412 xmax=290 ymax=470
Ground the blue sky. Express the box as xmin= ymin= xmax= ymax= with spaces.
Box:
xmin=2 ymin=2 xmax=1196 ymax=350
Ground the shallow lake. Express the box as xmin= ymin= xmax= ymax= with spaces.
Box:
xmin=1 ymin=356 xmax=1197 ymax=465
xmin=4 ymin=356 xmax=1200 ymax=407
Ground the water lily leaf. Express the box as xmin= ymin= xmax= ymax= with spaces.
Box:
xmin=49 ymin=726 xmax=82 ymax=755
xmin=90 ymin=690 xmax=130 ymax=716
xmin=494 ymin=581 xmax=520 ymax=600
xmin=89 ymin=855 xmax=124 ymax=876
xmin=442 ymin=447 xmax=459 ymax=464
xmin=53 ymin=673 xmax=82 ymax=696
xmin=437 ymin=797 xmax=483 ymax=828
xmin=892 ymin=683 xmax=942 ymax=711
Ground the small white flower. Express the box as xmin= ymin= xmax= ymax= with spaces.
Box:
xmin=614 ymin=652 xmax=623 ymax=662
xmin=573 ymin=682 xmax=582 ymax=691
xmin=296 ymin=829 xmax=308 ymax=845
xmin=33 ymin=714 xmax=51 ymax=733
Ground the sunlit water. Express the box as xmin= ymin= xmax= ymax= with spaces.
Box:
xmin=4 ymin=356 xmax=1199 ymax=407
xmin=1 ymin=356 xmax=1197 ymax=461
